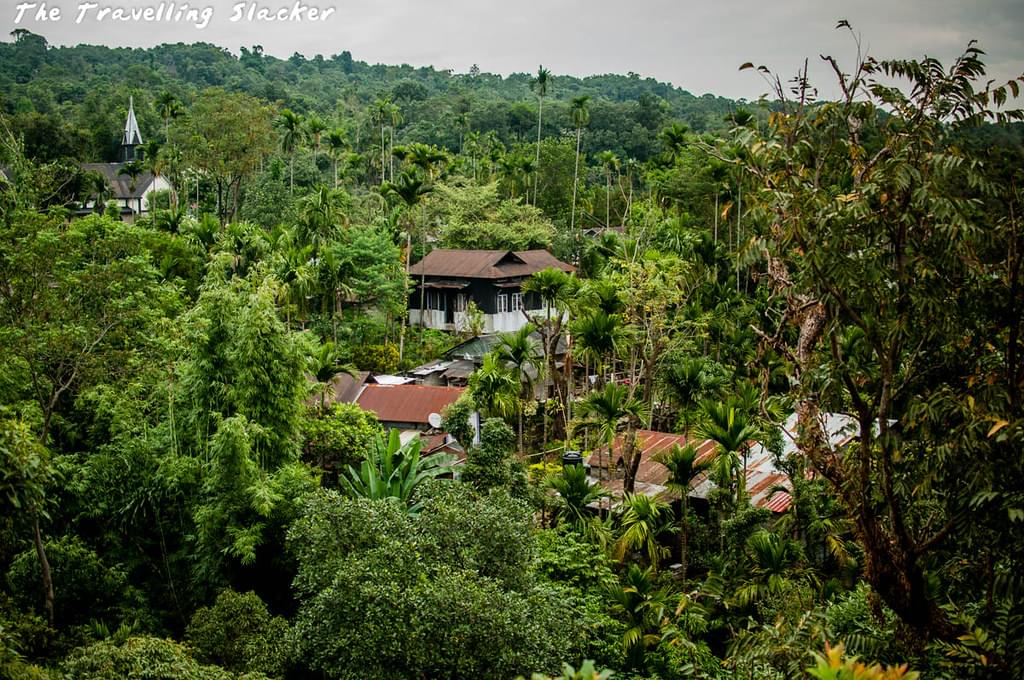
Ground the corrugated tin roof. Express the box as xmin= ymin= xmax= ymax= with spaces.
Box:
xmin=356 ymin=384 xmax=465 ymax=425
xmin=408 ymin=249 xmax=575 ymax=279
xmin=583 ymin=414 xmax=861 ymax=514
xmin=326 ymin=371 xmax=370 ymax=404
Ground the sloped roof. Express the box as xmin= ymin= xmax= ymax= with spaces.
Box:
xmin=324 ymin=371 xmax=371 ymax=404
xmin=81 ymin=163 xmax=155 ymax=200
xmin=587 ymin=429 xmax=792 ymax=512
xmin=408 ymin=249 xmax=574 ymax=279
xmin=356 ymin=384 xmax=465 ymax=425
xmin=123 ymin=96 xmax=143 ymax=146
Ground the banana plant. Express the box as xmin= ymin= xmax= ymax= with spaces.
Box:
xmin=339 ymin=429 xmax=456 ymax=515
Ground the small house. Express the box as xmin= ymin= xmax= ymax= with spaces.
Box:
xmin=407 ymin=249 xmax=574 ymax=333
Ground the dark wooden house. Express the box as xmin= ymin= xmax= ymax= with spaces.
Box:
xmin=407 ymin=249 xmax=574 ymax=333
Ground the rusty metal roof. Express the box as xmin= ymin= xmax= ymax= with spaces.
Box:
xmin=408 ymin=249 xmax=575 ymax=279
xmin=587 ymin=429 xmax=791 ymax=512
xmin=356 ymin=384 xmax=465 ymax=425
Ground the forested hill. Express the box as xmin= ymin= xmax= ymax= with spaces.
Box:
xmin=0 ymin=30 xmax=738 ymax=163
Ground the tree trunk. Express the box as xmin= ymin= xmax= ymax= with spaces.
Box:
xmin=517 ymin=405 xmax=524 ymax=454
xmin=680 ymin=497 xmax=690 ymax=582
xmin=32 ymin=512 xmax=54 ymax=627
xmin=534 ymin=97 xmax=543 ymax=206
xmin=570 ymin=128 xmax=582 ymax=237
xmin=622 ymin=429 xmax=641 ymax=494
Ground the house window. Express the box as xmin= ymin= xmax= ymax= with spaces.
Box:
xmin=496 ymin=294 xmax=509 ymax=313
xmin=426 ymin=290 xmax=446 ymax=311
xmin=511 ymin=293 xmax=523 ymax=311
xmin=454 ymin=293 xmax=468 ymax=313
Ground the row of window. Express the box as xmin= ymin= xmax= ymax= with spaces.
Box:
xmin=496 ymin=293 xmax=523 ymax=313
xmin=424 ymin=292 xmax=523 ymax=313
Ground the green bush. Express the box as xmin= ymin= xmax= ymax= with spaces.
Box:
xmin=58 ymin=636 xmax=256 ymax=680
xmin=300 ymin=403 xmax=381 ymax=483
xmin=349 ymin=344 xmax=399 ymax=374
xmin=185 ymin=590 xmax=289 ymax=678
xmin=6 ymin=536 xmax=146 ymax=632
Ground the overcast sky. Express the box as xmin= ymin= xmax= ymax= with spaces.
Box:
xmin=5 ymin=0 xmax=1023 ymax=100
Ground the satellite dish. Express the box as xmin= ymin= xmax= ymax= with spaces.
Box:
xmin=427 ymin=412 xmax=443 ymax=429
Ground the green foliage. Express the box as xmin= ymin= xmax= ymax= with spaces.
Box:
xmin=338 ymin=430 xmax=456 ymax=514
xmin=806 ymin=643 xmax=918 ymax=680
xmin=0 ymin=213 xmax=176 ymax=443
xmin=58 ymin=636 xmax=249 ymax=680
xmin=0 ymin=419 xmax=52 ymax=516
xmin=6 ymin=536 xmax=145 ymax=632
xmin=432 ymin=181 xmax=557 ymax=250
xmin=300 ymin=403 xmax=381 ymax=483
xmin=536 ymin=529 xmax=616 ymax=593
xmin=522 ymin=659 xmax=614 ymax=680
xmin=546 ymin=465 xmax=611 ymax=545
xmin=288 ymin=486 xmax=579 ymax=678
xmin=185 ymin=590 xmax=289 ymax=678
xmin=180 ymin=268 xmax=311 ymax=466
xmin=349 ymin=343 xmax=399 ymax=374
xmin=461 ymin=418 xmax=527 ymax=495
xmin=440 ymin=393 xmax=475 ymax=448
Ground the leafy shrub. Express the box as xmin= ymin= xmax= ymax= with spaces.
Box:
xmin=6 ymin=536 xmax=146 ymax=632
xmin=287 ymin=486 xmax=582 ymax=678
xmin=58 ymin=636 xmax=255 ymax=679
xmin=185 ymin=590 xmax=289 ymax=678
xmin=300 ymin=403 xmax=381 ymax=482
xmin=349 ymin=343 xmax=398 ymax=374
xmin=807 ymin=642 xmax=918 ymax=680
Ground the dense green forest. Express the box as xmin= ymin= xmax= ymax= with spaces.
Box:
xmin=2 ymin=26 xmax=1024 ymax=680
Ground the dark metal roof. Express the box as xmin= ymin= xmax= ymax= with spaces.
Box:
xmin=408 ymin=249 xmax=575 ymax=280
xmin=81 ymin=163 xmax=155 ymax=200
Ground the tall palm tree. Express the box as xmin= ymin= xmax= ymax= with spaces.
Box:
xmin=155 ymin=90 xmax=181 ymax=141
xmin=305 ymin=114 xmax=327 ymax=158
xmin=615 ymin=494 xmax=672 ymax=569
xmin=530 ymin=65 xmax=551 ymax=206
xmin=547 ymin=463 xmax=610 ymax=546
xmin=118 ymin=160 xmax=144 ymax=194
xmin=697 ymin=401 xmax=758 ymax=502
xmin=386 ymin=101 xmax=403 ymax=181
xmin=522 ymin=267 xmax=576 ymax=441
xmin=654 ymin=444 xmax=711 ymax=581
xmin=570 ymin=310 xmax=626 ymax=387
xmin=381 ymin=170 xmax=432 ymax=357
xmin=275 ymin=109 xmax=303 ymax=192
xmin=371 ymin=98 xmax=391 ymax=185
xmin=85 ymin=171 xmax=111 ymax=213
xmin=577 ymin=382 xmax=649 ymax=494
xmin=658 ymin=122 xmax=689 ymax=165
xmin=598 ymin=151 xmax=619 ymax=228
xmin=569 ymin=95 xmax=591 ymax=237
xmin=468 ymin=353 xmax=518 ymax=421
xmin=326 ymin=128 xmax=349 ymax=187
xmin=495 ymin=323 xmax=543 ymax=452
xmin=297 ymin=184 xmax=348 ymax=252
xmin=397 ymin=142 xmax=450 ymax=181
xmin=606 ymin=564 xmax=673 ymax=672
xmin=732 ymin=530 xmax=799 ymax=607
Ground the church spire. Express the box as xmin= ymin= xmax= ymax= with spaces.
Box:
xmin=119 ymin=96 xmax=143 ymax=162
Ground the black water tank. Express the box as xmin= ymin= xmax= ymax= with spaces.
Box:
xmin=562 ymin=450 xmax=583 ymax=467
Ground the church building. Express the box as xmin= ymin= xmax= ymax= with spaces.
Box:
xmin=80 ymin=97 xmax=173 ymax=221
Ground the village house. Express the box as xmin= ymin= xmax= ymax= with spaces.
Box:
xmin=407 ymin=249 xmax=574 ymax=333
xmin=586 ymin=413 xmax=859 ymax=513
xmin=80 ymin=97 xmax=173 ymax=221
